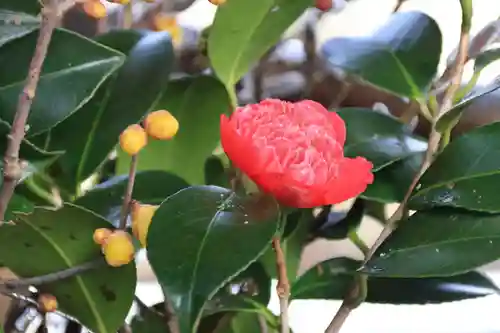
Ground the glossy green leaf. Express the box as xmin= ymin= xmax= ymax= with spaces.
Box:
xmin=147 ymin=186 xmax=279 ymax=333
xmin=260 ymin=210 xmax=311 ymax=283
xmin=208 ymin=0 xmax=312 ymax=87
xmin=363 ymin=152 xmax=423 ymax=203
xmin=410 ymin=121 xmax=500 ymax=212
xmin=0 ymin=29 xmax=123 ymax=136
xmin=0 ymin=1 xmax=40 ymax=15
xmin=292 ymin=257 xmax=499 ymax=303
xmin=0 ymin=204 xmax=136 ymax=333
xmin=313 ymin=199 xmax=365 ymax=240
xmin=322 ymin=11 xmax=442 ymax=98
xmin=0 ymin=10 xmax=39 ymax=47
xmin=205 ymin=155 xmax=230 ymax=188
xmin=364 ymin=208 xmax=500 ymax=277
xmin=74 ymin=171 xmax=189 ymax=226
xmin=117 ymin=76 xmax=230 ymax=185
xmin=37 ymin=30 xmax=174 ymax=192
xmin=219 ymin=312 xmax=279 ymax=333
xmin=204 ymin=262 xmax=271 ymax=316
xmin=435 ymin=83 xmax=500 ymax=133
xmin=2 ymin=194 xmax=34 ymax=222
xmin=338 ymin=108 xmax=427 ymax=171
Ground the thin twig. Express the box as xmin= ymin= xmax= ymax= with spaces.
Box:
xmin=393 ymin=0 xmax=406 ymax=12
xmin=324 ymin=275 xmax=367 ymax=333
xmin=0 ymin=0 xmax=60 ymax=221
xmin=324 ymin=18 xmax=471 ymax=333
xmin=272 ymin=237 xmax=290 ymax=333
xmin=119 ymin=155 xmax=138 ymax=229
xmin=0 ymin=259 xmax=103 ymax=291
xmin=165 ymin=297 xmax=180 ymax=333
xmin=258 ymin=314 xmax=269 ymax=333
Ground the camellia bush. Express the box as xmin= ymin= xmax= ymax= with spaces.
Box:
xmin=2 ymin=0 xmax=500 ymax=332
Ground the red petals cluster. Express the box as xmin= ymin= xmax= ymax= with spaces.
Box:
xmin=221 ymin=99 xmax=374 ymax=208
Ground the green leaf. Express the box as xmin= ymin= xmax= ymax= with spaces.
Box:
xmin=3 ymin=194 xmax=34 ymax=222
xmin=362 ymin=152 xmax=423 ymax=203
xmin=338 ymin=108 xmax=427 ymax=171
xmin=0 ymin=10 xmax=39 ymax=47
xmin=0 ymin=1 xmax=40 ymax=15
xmin=474 ymin=48 xmax=500 ymax=72
xmin=322 ymin=11 xmax=442 ymax=98
xmin=364 ymin=208 xmax=500 ymax=277
xmin=116 ymin=76 xmax=230 ymax=185
xmin=36 ymin=30 xmax=174 ymax=192
xmin=260 ymin=210 xmax=311 ymax=283
xmin=208 ymin=0 xmax=312 ymax=87
xmin=410 ymin=121 xmax=500 ymax=212
xmin=146 ymin=186 xmax=279 ymax=333
xmin=312 ymin=199 xmax=365 ymax=240
xmin=131 ymin=310 xmax=169 ymax=333
xmin=435 ymin=83 xmax=500 ymax=134
xmin=292 ymin=257 xmax=499 ymax=304
xmin=204 ymin=262 xmax=271 ymax=316
xmin=205 ymin=155 xmax=230 ymax=188
xmin=219 ymin=312 xmax=279 ymax=333
xmin=0 ymin=204 xmax=136 ymax=333
xmin=0 ymin=29 xmax=123 ymax=136
xmin=74 ymin=171 xmax=189 ymax=226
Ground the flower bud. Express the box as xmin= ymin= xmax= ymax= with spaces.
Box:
xmin=93 ymin=228 xmax=112 ymax=245
xmin=119 ymin=124 xmax=148 ymax=156
xmin=102 ymin=231 xmax=135 ymax=267
xmin=143 ymin=110 xmax=179 ymax=140
xmin=131 ymin=201 xmax=158 ymax=248
xmin=209 ymin=0 xmax=227 ymax=5
xmin=82 ymin=0 xmax=107 ymax=19
xmin=152 ymin=14 xmax=183 ymax=45
xmin=38 ymin=294 xmax=58 ymax=313
xmin=315 ymin=0 xmax=332 ymax=11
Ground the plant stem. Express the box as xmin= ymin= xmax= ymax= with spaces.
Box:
xmin=123 ymin=2 xmax=133 ymax=29
xmin=272 ymin=236 xmax=290 ymax=333
xmin=348 ymin=231 xmax=368 ymax=256
xmin=165 ymin=297 xmax=181 ymax=333
xmin=0 ymin=0 xmax=59 ymax=221
xmin=324 ymin=275 xmax=367 ymax=333
xmin=0 ymin=259 xmax=103 ymax=292
xmin=119 ymin=155 xmax=138 ymax=229
xmin=324 ymin=16 xmax=471 ymax=333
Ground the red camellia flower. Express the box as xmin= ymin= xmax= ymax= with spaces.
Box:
xmin=220 ymin=99 xmax=374 ymax=208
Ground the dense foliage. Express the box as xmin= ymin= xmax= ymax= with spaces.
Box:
xmin=1 ymin=0 xmax=500 ymax=332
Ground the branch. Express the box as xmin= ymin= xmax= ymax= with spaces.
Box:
xmin=324 ymin=10 xmax=471 ymax=333
xmin=118 ymin=155 xmax=138 ymax=229
xmin=325 ymin=275 xmax=367 ymax=333
xmin=273 ymin=237 xmax=290 ymax=333
xmin=0 ymin=259 xmax=103 ymax=289
xmin=0 ymin=0 xmax=61 ymax=221
xmin=165 ymin=297 xmax=181 ymax=333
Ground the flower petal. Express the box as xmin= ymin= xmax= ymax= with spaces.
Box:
xmin=323 ymin=157 xmax=374 ymax=204
xmin=220 ymin=115 xmax=263 ymax=177
xmin=294 ymin=100 xmax=346 ymax=146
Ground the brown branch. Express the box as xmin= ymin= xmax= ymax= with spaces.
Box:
xmin=0 ymin=259 xmax=103 ymax=290
xmin=273 ymin=237 xmax=290 ymax=333
xmin=0 ymin=0 xmax=61 ymax=221
xmin=324 ymin=17 xmax=471 ymax=333
xmin=393 ymin=0 xmax=406 ymax=12
xmin=119 ymin=155 xmax=138 ymax=229
xmin=325 ymin=275 xmax=367 ymax=333
xmin=165 ymin=297 xmax=181 ymax=333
